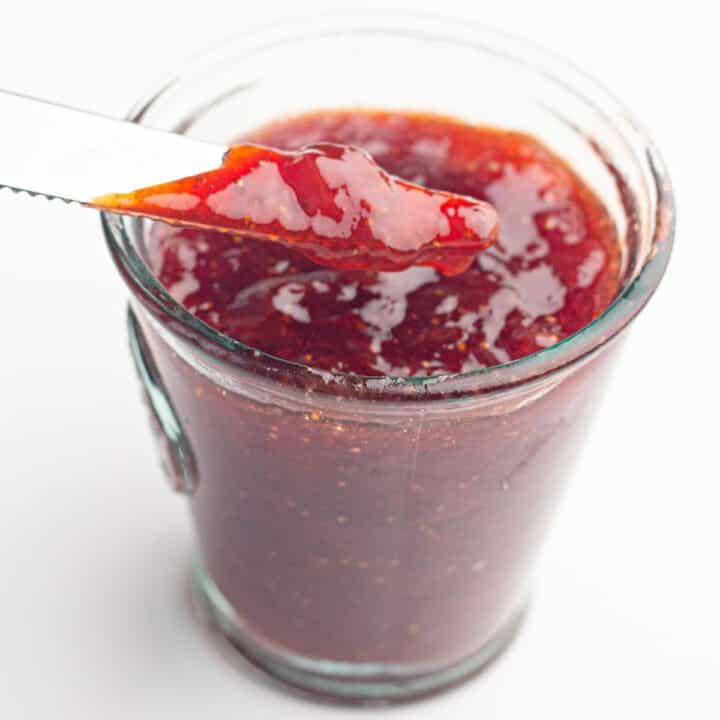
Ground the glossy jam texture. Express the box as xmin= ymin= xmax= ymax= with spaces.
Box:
xmin=148 ymin=111 xmax=620 ymax=376
xmin=96 ymin=141 xmax=498 ymax=275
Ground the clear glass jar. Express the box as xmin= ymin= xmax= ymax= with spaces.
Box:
xmin=104 ymin=12 xmax=674 ymax=703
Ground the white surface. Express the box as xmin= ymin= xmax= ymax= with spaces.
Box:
xmin=1 ymin=2 xmax=718 ymax=718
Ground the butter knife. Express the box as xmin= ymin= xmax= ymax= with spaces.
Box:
xmin=0 ymin=89 xmax=223 ymax=212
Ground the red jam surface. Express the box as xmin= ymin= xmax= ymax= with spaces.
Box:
xmin=95 ymin=141 xmax=498 ymax=275
xmin=147 ymin=111 xmax=620 ymax=376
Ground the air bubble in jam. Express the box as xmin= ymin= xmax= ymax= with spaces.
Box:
xmin=146 ymin=110 xmax=621 ymax=376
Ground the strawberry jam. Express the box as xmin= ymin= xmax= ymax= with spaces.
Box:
xmin=129 ymin=110 xmax=625 ymax=689
xmin=146 ymin=111 xmax=620 ymax=376
xmin=95 ymin=141 xmax=498 ymax=275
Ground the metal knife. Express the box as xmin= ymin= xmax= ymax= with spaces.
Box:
xmin=0 ymin=89 xmax=223 ymax=211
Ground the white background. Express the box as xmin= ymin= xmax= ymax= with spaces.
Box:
xmin=1 ymin=1 xmax=718 ymax=717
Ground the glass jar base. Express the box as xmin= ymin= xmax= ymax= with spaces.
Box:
xmin=193 ymin=557 xmax=527 ymax=704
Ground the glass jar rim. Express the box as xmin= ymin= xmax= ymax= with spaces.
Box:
xmin=103 ymin=11 xmax=675 ymax=398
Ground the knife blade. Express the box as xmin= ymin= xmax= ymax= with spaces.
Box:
xmin=0 ymin=89 xmax=223 ymax=205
